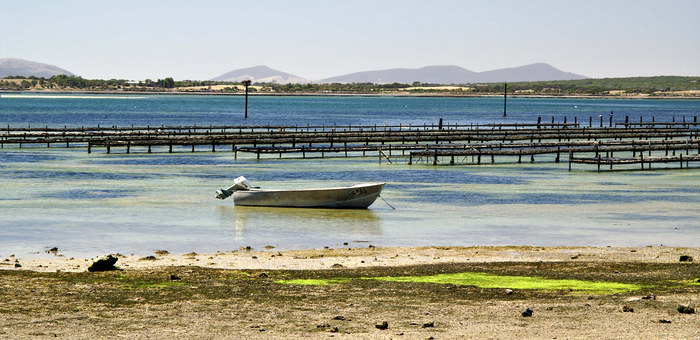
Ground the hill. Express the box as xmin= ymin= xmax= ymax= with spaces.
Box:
xmin=211 ymin=65 xmax=310 ymax=84
xmin=0 ymin=58 xmax=75 ymax=78
xmin=318 ymin=63 xmax=587 ymax=84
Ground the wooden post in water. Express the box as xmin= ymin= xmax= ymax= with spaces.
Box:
xmin=503 ymin=83 xmax=507 ymax=117
xmin=242 ymin=80 xmax=252 ymax=119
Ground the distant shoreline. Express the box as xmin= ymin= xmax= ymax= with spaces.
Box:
xmin=2 ymin=89 xmax=699 ymax=100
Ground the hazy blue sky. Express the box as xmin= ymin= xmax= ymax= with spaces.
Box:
xmin=1 ymin=0 xmax=698 ymax=80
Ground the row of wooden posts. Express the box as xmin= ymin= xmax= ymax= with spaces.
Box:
xmin=2 ymin=118 xmax=700 ymax=171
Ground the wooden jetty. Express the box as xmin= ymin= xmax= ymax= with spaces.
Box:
xmin=2 ymin=115 xmax=700 ymax=171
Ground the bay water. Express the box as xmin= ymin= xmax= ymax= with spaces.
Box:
xmin=1 ymin=93 xmax=699 ymax=258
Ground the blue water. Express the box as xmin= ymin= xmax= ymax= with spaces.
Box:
xmin=1 ymin=93 xmax=699 ymax=258
xmin=1 ymin=93 xmax=698 ymax=127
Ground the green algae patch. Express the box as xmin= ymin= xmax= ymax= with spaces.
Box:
xmin=276 ymin=272 xmax=640 ymax=294
xmin=275 ymin=278 xmax=351 ymax=285
xmin=682 ymin=279 xmax=700 ymax=286
xmin=372 ymin=272 xmax=640 ymax=294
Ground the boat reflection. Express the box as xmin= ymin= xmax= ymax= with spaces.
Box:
xmin=220 ymin=205 xmax=383 ymax=239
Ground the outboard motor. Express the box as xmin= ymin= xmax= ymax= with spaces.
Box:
xmin=215 ymin=176 xmax=252 ymax=199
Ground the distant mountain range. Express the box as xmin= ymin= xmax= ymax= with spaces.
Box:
xmin=1 ymin=57 xmax=587 ymax=84
xmin=213 ymin=63 xmax=587 ymax=84
xmin=211 ymin=65 xmax=310 ymax=84
xmin=0 ymin=58 xmax=74 ymax=78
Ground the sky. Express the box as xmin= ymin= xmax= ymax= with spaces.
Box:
xmin=1 ymin=0 xmax=699 ymax=81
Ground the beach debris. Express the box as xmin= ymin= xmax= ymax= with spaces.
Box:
xmin=331 ymin=263 xmax=344 ymax=268
xmin=375 ymin=321 xmax=389 ymax=330
xmin=170 ymin=275 xmax=181 ymax=281
xmin=658 ymin=319 xmax=672 ymax=323
xmin=504 ymin=289 xmax=514 ymax=295
xmin=622 ymin=305 xmax=634 ymax=312
xmin=139 ymin=255 xmax=158 ymax=261
xmin=422 ymin=321 xmax=434 ymax=328
xmin=677 ymin=303 xmax=695 ymax=314
xmin=521 ymin=308 xmax=533 ymax=317
xmin=679 ymin=255 xmax=693 ymax=262
xmin=87 ymin=254 xmax=119 ymax=272
xmin=154 ymin=250 xmax=169 ymax=255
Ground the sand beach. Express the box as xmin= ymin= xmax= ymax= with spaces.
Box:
xmin=2 ymin=245 xmax=699 ymax=339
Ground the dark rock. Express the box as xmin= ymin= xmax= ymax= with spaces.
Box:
xmin=48 ymin=247 xmax=58 ymax=253
xmin=522 ymin=308 xmax=533 ymax=317
xmin=14 ymin=263 xmax=21 ymax=268
xmin=170 ymin=275 xmax=181 ymax=281
xmin=677 ymin=304 xmax=695 ymax=314
xmin=658 ymin=319 xmax=672 ymax=323
xmin=329 ymin=327 xmax=339 ymax=333
xmin=331 ymin=263 xmax=344 ymax=268
xmin=258 ymin=272 xmax=269 ymax=278
xmin=139 ymin=255 xmax=157 ymax=261
xmin=332 ymin=315 xmax=346 ymax=320
xmin=87 ymin=255 xmax=119 ymax=272
xmin=343 ymin=242 xmax=349 ymax=246
xmin=679 ymin=255 xmax=693 ymax=262
xmin=422 ymin=322 xmax=434 ymax=328
xmin=317 ymin=323 xmax=330 ymax=329
xmin=375 ymin=321 xmax=389 ymax=330
xmin=368 ymin=245 xmax=375 ymax=248
xmin=622 ymin=305 xmax=634 ymax=312
xmin=245 ymin=246 xmax=252 ymax=251
xmin=587 ymin=296 xmax=594 ymax=300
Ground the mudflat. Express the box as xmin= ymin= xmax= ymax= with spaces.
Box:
xmin=1 ymin=246 xmax=699 ymax=339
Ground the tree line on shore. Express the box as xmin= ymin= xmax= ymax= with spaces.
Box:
xmin=1 ymin=74 xmax=698 ymax=96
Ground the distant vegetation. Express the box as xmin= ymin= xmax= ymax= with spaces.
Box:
xmin=1 ymin=75 xmax=699 ymax=97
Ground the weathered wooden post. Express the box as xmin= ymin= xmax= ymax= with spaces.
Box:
xmin=242 ymin=79 xmax=252 ymax=119
xmin=503 ymin=83 xmax=507 ymax=117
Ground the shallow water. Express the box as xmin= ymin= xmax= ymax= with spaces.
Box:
xmin=1 ymin=94 xmax=699 ymax=257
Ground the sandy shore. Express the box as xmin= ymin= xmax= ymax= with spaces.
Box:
xmin=2 ymin=246 xmax=698 ymax=339
xmin=4 ymin=245 xmax=699 ymax=273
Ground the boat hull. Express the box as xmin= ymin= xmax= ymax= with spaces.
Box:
xmin=232 ymin=183 xmax=384 ymax=209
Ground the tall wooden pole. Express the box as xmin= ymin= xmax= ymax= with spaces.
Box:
xmin=242 ymin=80 xmax=252 ymax=119
xmin=503 ymin=82 xmax=507 ymax=117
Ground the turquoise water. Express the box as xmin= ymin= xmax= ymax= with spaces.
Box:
xmin=1 ymin=94 xmax=699 ymax=257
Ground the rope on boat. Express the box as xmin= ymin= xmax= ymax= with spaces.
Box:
xmin=379 ymin=195 xmax=396 ymax=210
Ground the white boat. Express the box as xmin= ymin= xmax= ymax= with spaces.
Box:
xmin=216 ymin=177 xmax=385 ymax=209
